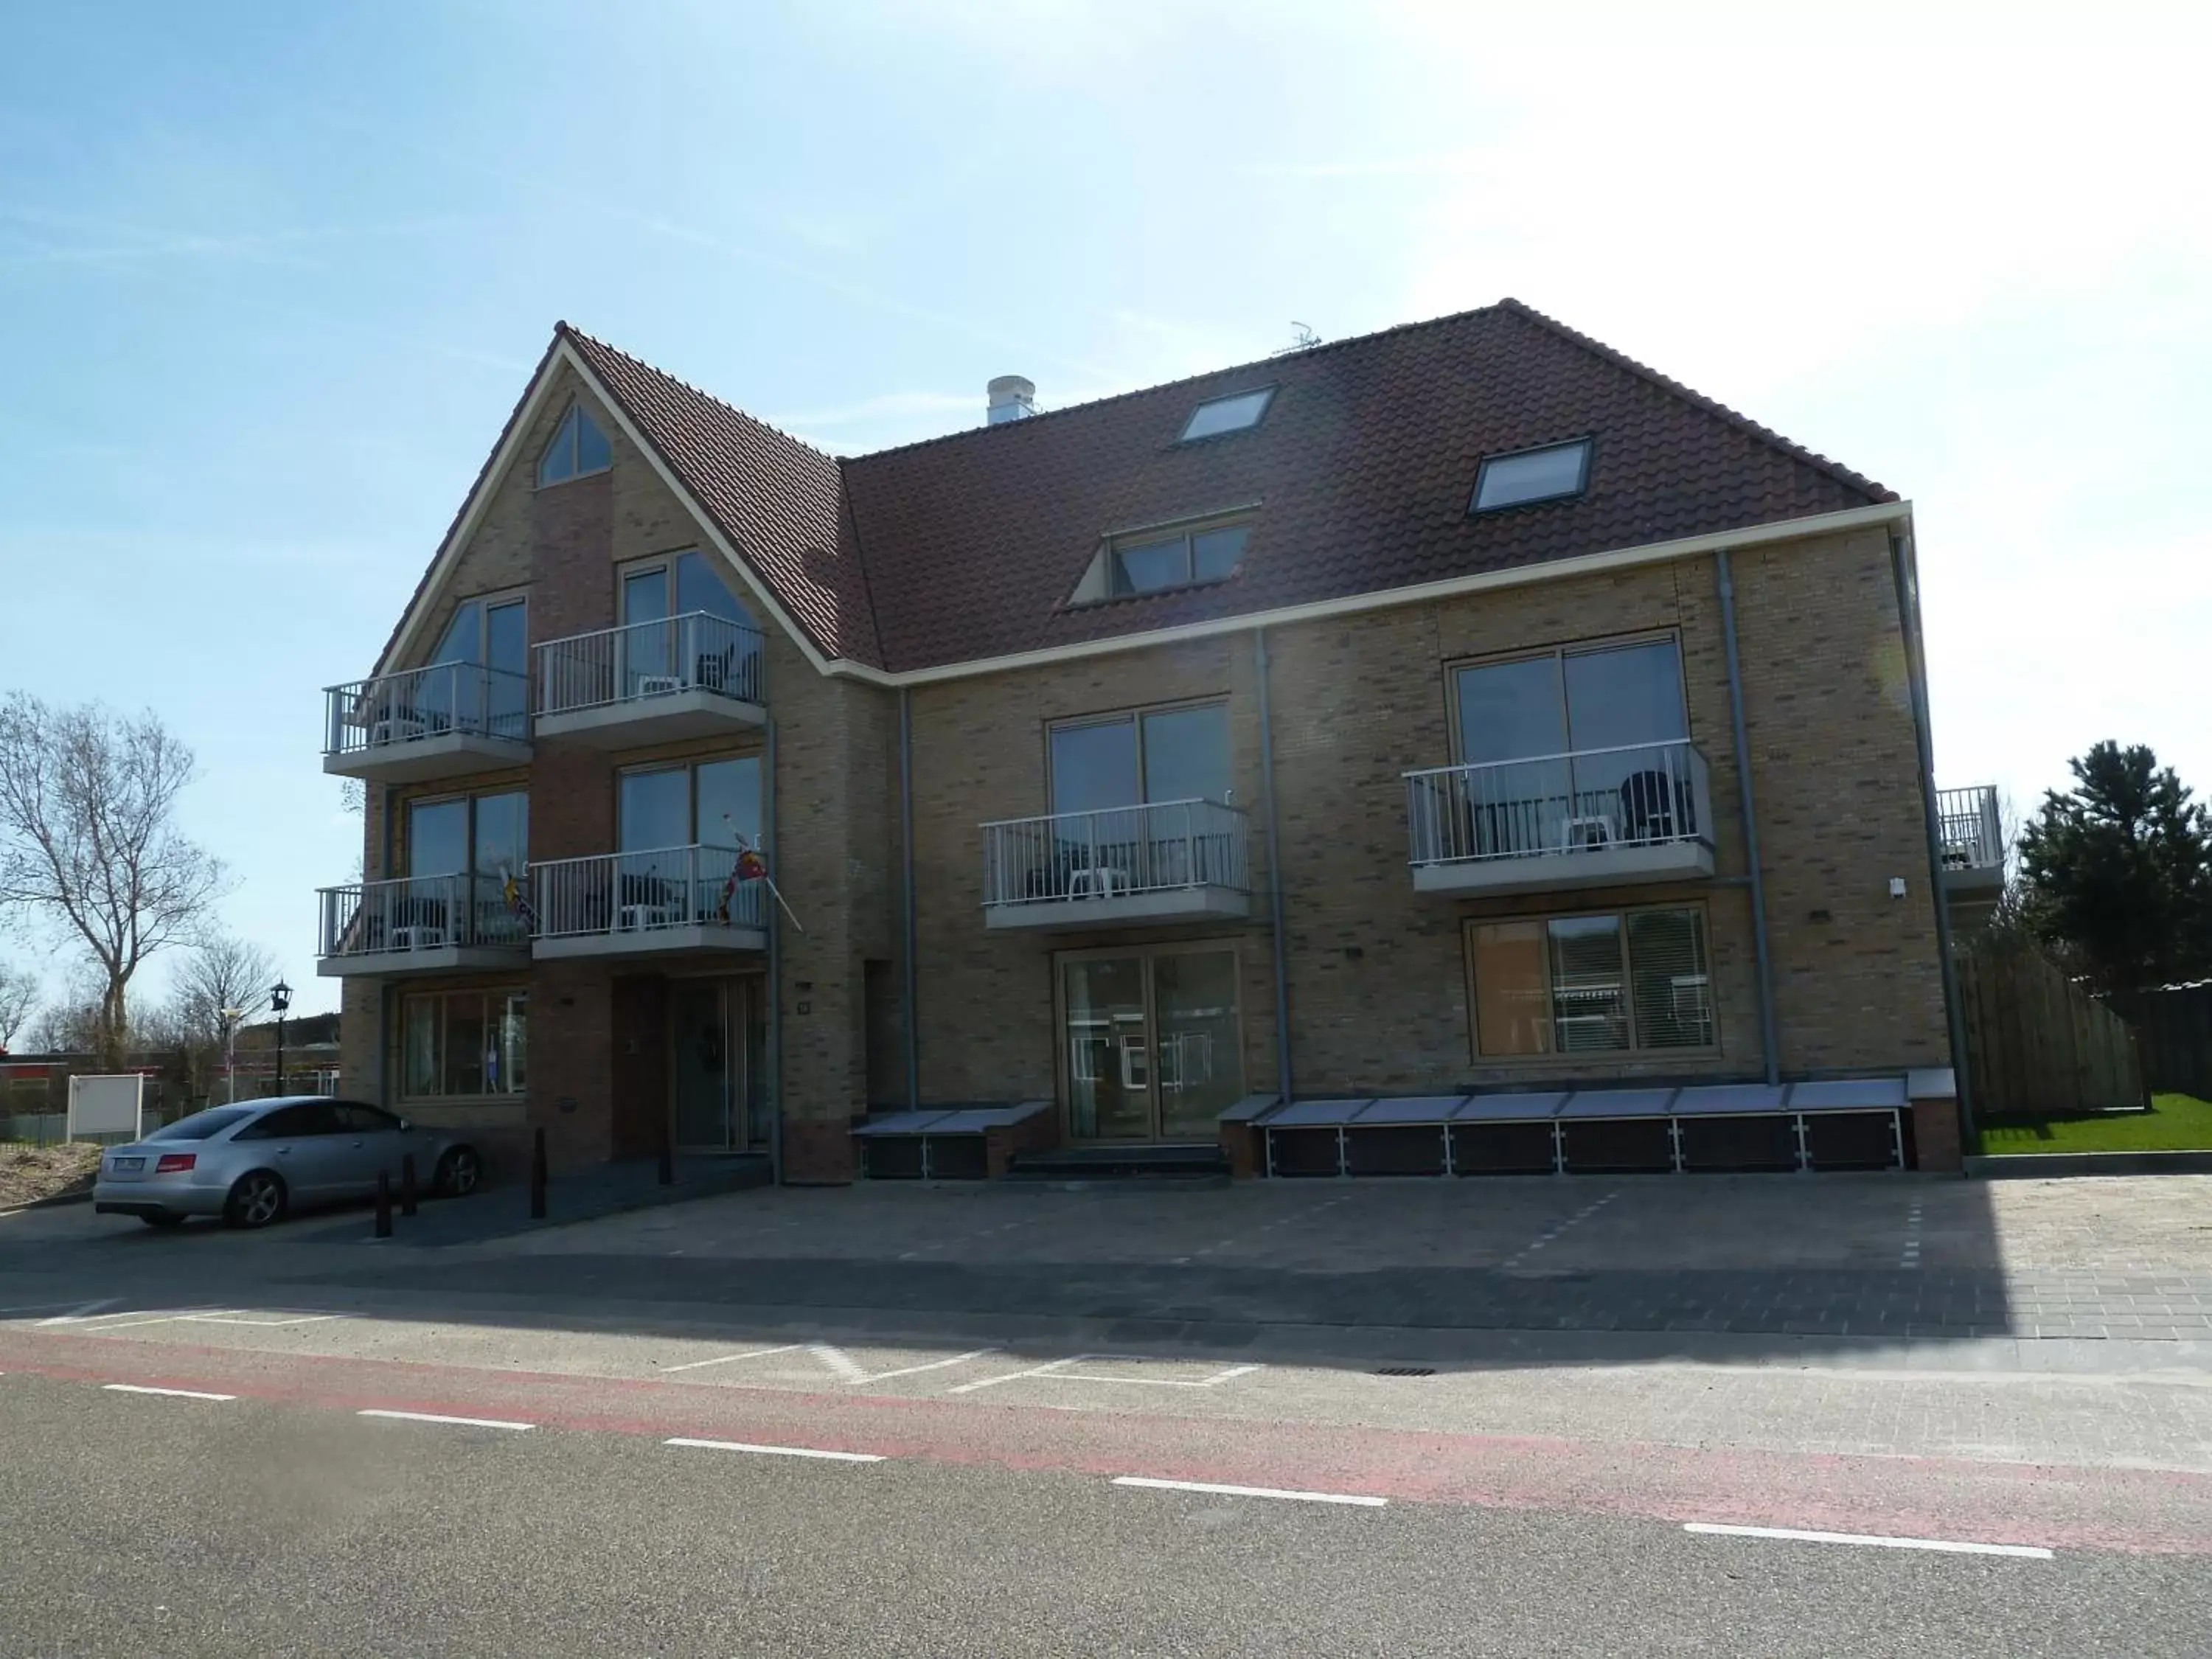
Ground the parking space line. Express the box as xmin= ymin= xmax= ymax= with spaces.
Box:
xmin=1901 ymin=1201 xmax=1925 ymax=1270
xmin=1050 ymin=1362 xmax=1263 ymax=1390
xmin=64 ymin=1312 xmax=207 ymax=1333
xmin=1113 ymin=1476 xmax=1386 ymax=1508
xmin=947 ymin=1356 xmax=1085 ymax=1394
xmin=1500 ymin=1189 xmax=1620 ymax=1270
xmin=181 ymin=1313 xmax=345 ymax=1328
xmin=358 ymin=1409 xmax=535 ymax=1431
xmin=665 ymin=1438 xmax=885 ymax=1463
xmin=35 ymin=1298 xmax=122 ymax=1326
xmin=806 ymin=1343 xmax=871 ymax=1382
xmin=844 ymin=1348 xmax=999 ymax=1385
xmin=1684 ymin=1523 xmax=2051 ymax=1559
xmin=102 ymin=1383 xmax=235 ymax=1402
xmin=661 ymin=1343 xmax=806 ymax=1374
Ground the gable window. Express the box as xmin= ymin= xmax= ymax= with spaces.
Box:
xmin=422 ymin=593 xmax=528 ymax=736
xmin=1467 ymin=905 xmax=1713 ymax=1057
xmin=617 ymin=549 xmax=759 ymax=700
xmin=1178 ymin=387 xmax=1275 ymax=442
xmin=537 ymin=402 xmax=613 ymax=487
xmin=1470 ymin=438 xmax=1592 ymax=512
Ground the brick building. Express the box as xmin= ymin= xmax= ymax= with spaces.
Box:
xmin=318 ymin=301 xmax=2000 ymax=1183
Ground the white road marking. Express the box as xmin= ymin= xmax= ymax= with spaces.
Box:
xmin=1050 ymin=1362 xmax=1263 ymax=1390
xmin=1113 ymin=1476 xmax=1387 ymax=1508
xmin=102 ymin=1383 xmax=235 ymax=1402
xmin=1683 ymin=1523 xmax=2053 ymax=1559
xmin=947 ymin=1356 xmax=1086 ymax=1394
xmin=35 ymin=1298 xmax=122 ymax=1326
xmin=661 ymin=1343 xmax=807 ymax=1374
xmin=1500 ymin=1190 xmax=1620 ymax=1270
xmin=1901 ymin=1201 xmax=1925 ymax=1270
xmin=841 ymin=1348 xmax=999 ymax=1384
xmin=664 ymin=1438 xmax=885 ymax=1463
xmin=357 ymin=1409 xmax=535 ymax=1431
xmin=805 ymin=1343 xmax=871 ymax=1383
xmin=65 ymin=1313 xmax=203 ymax=1332
xmin=181 ymin=1313 xmax=344 ymax=1328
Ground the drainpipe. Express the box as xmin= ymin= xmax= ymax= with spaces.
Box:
xmin=899 ymin=686 xmax=919 ymax=1113
xmin=1714 ymin=549 xmax=1781 ymax=1086
xmin=765 ymin=711 xmax=784 ymax=1186
xmin=1891 ymin=529 xmax=1976 ymax=1142
xmin=1254 ymin=627 xmax=1294 ymax=1105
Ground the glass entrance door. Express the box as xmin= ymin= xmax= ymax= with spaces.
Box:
xmin=1062 ymin=947 xmax=1242 ymax=1141
xmin=671 ymin=978 xmax=759 ymax=1152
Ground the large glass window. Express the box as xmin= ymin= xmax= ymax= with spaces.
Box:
xmin=538 ymin=403 xmax=612 ymax=487
xmin=399 ymin=989 xmax=529 ymax=1099
xmin=407 ymin=791 xmax=526 ymax=880
xmin=619 ymin=757 xmax=761 ymax=849
xmin=620 ymin=552 xmax=757 ymax=699
xmin=421 ymin=594 xmax=526 ymax=735
xmin=1467 ymin=908 xmax=1713 ymax=1057
xmin=1050 ymin=702 xmax=1230 ymax=815
xmin=1062 ymin=946 xmax=1242 ymax=1141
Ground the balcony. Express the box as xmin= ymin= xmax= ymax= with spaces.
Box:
xmin=532 ymin=844 xmax=768 ymax=960
xmin=322 ymin=664 xmax=532 ymax=782
xmin=1405 ymin=740 xmax=1715 ymax=897
xmin=316 ymin=874 xmax=533 ymax=978
xmin=1937 ymin=785 xmax=2004 ymax=897
xmin=982 ymin=799 xmax=1251 ymax=931
xmin=532 ymin=613 xmax=765 ymax=748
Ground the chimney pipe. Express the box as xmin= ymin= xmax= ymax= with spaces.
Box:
xmin=987 ymin=375 xmax=1036 ymax=425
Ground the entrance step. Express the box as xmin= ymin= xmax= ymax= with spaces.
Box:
xmin=1004 ymin=1144 xmax=1230 ymax=1187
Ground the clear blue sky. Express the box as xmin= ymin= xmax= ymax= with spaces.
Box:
xmin=3 ymin=2 xmax=2208 ymax=1018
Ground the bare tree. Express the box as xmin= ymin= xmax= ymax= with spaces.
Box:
xmin=168 ymin=933 xmax=278 ymax=1047
xmin=0 ymin=961 xmax=38 ymax=1051
xmin=0 ymin=695 xmax=226 ymax=1068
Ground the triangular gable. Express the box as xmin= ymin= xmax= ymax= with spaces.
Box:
xmin=375 ymin=325 xmax=877 ymax=686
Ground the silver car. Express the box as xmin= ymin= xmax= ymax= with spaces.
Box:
xmin=93 ymin=1097 xmax=484 ymax=1230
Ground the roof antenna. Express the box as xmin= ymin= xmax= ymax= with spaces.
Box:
xmin=1272 ymin=321 xmax=1323 ymax=357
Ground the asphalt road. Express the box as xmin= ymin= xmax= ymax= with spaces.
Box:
xmin=5 ymin=1373 xmax=2207 ymax=1659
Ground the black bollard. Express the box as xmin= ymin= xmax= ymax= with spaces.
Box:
xmin=374 ymin=1170 xmax=392 ymax=1239
xmin=400 ymin=1153 xmax=419 ymax=1217
xmin=529 ymin=1127 xmax=548 ymax=1220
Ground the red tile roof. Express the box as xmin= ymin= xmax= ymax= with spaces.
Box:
xmin=389 ymin=300 xmax=1895 ymax=678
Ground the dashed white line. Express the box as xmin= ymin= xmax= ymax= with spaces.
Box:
xmin=665 ymin=1438 xmax=885 ymax=1463
xmin=102 ymin=1383 xmax=235 ymax=1402
xmin=661 ymin=1343 xmax=807 ymax=1374
xmin=1684 ymin=1523 xmax=2051 ymax=1559
xmin=1901 ymin=1201 xmax=1925 ymax=1270
xmin=1113 ymin=1476 xmax=1387 ymax=1508
xmin=1500 ymin=1190 xmax=1620 ymax=1270
xmin=357 ymin=1409 xmax=535 ymax=1431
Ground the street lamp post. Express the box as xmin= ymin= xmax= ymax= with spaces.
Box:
xmin=270 ymin=980 xmax=293 ymax=1095
xmin=220 ymin=1006 xmax=248 ymax=1105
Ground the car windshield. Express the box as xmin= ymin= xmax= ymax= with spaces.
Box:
xmin=144 ymin=1107 xmax=257 ymax=1142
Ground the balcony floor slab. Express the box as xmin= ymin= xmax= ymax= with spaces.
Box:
xmin=984 ymin=886 xmax=1251 ymax=931
xmin=533 ymin=923 xmax=768 ymax=961
xmin=1411 ymin=840 xmax=1714 ymax=897
xmin=533 ymin=690 xmax=765 ymax=749
xmin=321 ymin=734 xmax=532 ymax=784
xmin=317 ymin=945 xmax=532 ymax=978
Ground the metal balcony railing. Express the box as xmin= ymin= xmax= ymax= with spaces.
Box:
xmin=1405 ymin=739 xmax=1714 ymax=867
xmin=532 ymin=844 xmax=767 ymax=940
xmin=1935 ymin=785 xmax=2003 ymax=872
xmin=982 ymin=799 xmax=1251 ymax=908
xmin=317 ymin=873 xmax=532 ymax=958
xmin=323 ymin=664 xmax=530 ymax=758
xmin=534 ymin=612 xmax=764 ymax=717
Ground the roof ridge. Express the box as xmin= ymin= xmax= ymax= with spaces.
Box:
xmin=555 ymin=321 xmax=844 ymax=467
xmin=842 ymin=301 xmax=1518 ymax=465
xmin=1492 ymin=298 xmax=1897 ymax=504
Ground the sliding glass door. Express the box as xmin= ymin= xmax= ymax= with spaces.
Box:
xmin=1061 ymin=945 xmax=1243 ymax=1141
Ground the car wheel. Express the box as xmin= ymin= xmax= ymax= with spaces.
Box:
xmin=223 ymin=1170 xmax=288 ymax=1230
xmin=435 ymin=1147 xmax=483 ymax=1198
xmin=140 ymin=1213 xmax=187 ymax=1229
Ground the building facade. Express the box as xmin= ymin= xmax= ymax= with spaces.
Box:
xmin=320 ymin=301 xmax=1997 ymax=1183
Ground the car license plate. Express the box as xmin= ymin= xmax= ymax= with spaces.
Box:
xmin=111 ymin=1156 xmax=145 ymax=1172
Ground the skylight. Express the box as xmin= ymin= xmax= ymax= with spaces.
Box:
xmin=1178 ymin=387 xmax=1275 ymax=442
xmin=538 ymin=403 xmax=613 ymax=487
xmin=1069 ymin=517 xmax=1254 ymax=604
xmin=1470 ymin=438 xmax=1591 ymax=512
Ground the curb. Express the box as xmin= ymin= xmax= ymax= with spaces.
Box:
xmin=1966 ymin=1150 xmax=2212 ymax=1179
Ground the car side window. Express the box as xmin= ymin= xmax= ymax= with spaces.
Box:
xmin=237 ymin=1103 xmax=341 ymax=1141
xmin=336 ymin=1103 xmax=402 ymax=1133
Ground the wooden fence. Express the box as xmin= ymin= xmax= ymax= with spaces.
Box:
xmin=1955 ymin=936 xmax=2147 ymax=1116
xmin=2109 ymin=983 xmax=2212 ymax=1101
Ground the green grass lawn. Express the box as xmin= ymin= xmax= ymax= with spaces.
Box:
xmin=1977 ymin=1092 xmax=2212 ymax=1155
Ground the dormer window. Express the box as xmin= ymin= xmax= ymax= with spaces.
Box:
xmin=1178 ymin=387 xmax=1275 ymax=442
xmin=537 ymin=402 xmax=613 ymax=487
xmin=1470 ymin=438 xmax=1592 ymax=512
xmin=1071 ymin=515 xmax=1253 ymax=604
